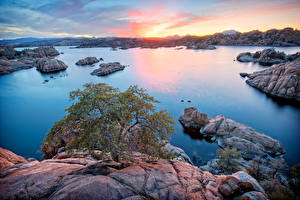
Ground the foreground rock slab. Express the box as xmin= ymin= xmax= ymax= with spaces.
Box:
xmin=0 ymin=148 xmax=267 ymax=200
xmin=237 ymin=48 xmax=300 ymax=66
xmin=75 ymin=57 xmax=99 ymax=66
xmin=91 ymin=62 xmax=126 ymax=76
xmin=0 ymin=147 xmax=28 ymax=169
xmin=36 ymin=57 xmax=68 ymax=73
xmin=241 ymin=60 xmax=300 ymax=101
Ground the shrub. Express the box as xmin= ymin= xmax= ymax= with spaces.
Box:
xmin=217 ymin=147 xmax=242 ymax=173
xmin=42 ymin=83 xmax=175 ymax=161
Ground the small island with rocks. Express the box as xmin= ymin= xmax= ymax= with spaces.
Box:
xmin=0 ymin=46 xmax=67 ymax=75
xmin=75 ymin=56 xmax=100 ymax=66
xmin=91 ymin=62 xmax=126 ymax=76
xmin=236 ymin=48 xmax=300 ymax=66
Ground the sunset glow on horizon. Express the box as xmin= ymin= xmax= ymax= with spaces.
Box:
xmin=0 ymin=0 xmax=300 ymax=39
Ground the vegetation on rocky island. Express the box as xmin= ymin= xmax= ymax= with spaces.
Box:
xmin=42 ymin=83 xmax=175 ymax=161
xmin=216 ymin=147 xmax=242 ymax=173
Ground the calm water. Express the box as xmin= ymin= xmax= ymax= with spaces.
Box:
xmin=0 ymin=46 xmax=299 ymax=166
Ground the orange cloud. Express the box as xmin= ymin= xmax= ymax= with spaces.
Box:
xmin=110 ymin=1 xmax=300 ymax=38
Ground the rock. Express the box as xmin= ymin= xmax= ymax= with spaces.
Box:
xmin=218 ymin=171 xmax=267 ymax=198
xmin=0 ymin=148 xmax=267 ymax=200
xmin=237 ymin=52 xmax=255 ymax=62
xmin=240 ymin=73 xmax=249 ymax=78
xmin=36 ymin=57 xmax=68 ymax=73
xmin=243 ymin=60 xmax=300 ymax=101
xmin=162 ymin=140 xmax=192 ymax=164
xmin=232 ymin=171 xmax=266 ymax=195
xmin=91 ymin=62 xmax=126 ymax=76
xmin=202 ymin=115 xmax=284 ymax=159
xmin=0 ymin=58 xmax=36 ymax=75
xmin=179 ymin=107 xmax=209 ymax=129
xmin=75 ymin=57 xmax=99 ymax=66
xmin=27 ymin=158 xmax=37 ymax=162
xmin=21 ymin=46 xmax=59 ymax=58
xmin=0 ymin=46 xmax=19 ymax=59
xmin=236 ymin=48 xmax=300 ymax=66
xmin=187 ymin=43 xmax=216 ymax=50
xmin=0 ymin=147 xmax=28 ymax=169
xmin=235 ymin=191 xmax=267 ymax=200
xmin=0 ymin=46 xmax=61 ymax=75
xmin=99 ymin=58 xmax=104 ymax=61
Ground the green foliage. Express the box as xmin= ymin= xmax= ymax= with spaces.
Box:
xmin=42 ymin=83 xmax=175 ymax=161
xmin=260 ymin=179 xmax=294 ymax=200
xmin=217 ymin=147 xmax=242 ymax=173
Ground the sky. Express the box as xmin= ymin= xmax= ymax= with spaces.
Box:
xmin=0 ymin=0 xmax=300 ymax=39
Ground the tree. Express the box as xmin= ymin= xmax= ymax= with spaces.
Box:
xmin=42 ymin=83 xmax=175 ymax=161
xmin=217 ymin=147 xmax=242 ymax=173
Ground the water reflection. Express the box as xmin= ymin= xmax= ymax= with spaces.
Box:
xmin=0 ymin=45 xmax=299 ymax=167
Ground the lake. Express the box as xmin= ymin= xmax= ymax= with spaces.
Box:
xmin=0 ymin=46 xmax=299 ymax=166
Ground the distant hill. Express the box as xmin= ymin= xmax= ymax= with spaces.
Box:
xmin=1 ymin=27 xmax=299 ymax=48
xmin=0 ymin=37 xmax=83 ymax=45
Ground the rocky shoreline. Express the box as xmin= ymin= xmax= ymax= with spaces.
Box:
xmin=237 ymin=48 xmax=300 ymax=66
xmin=0 ymin=147 xmax=268 ymax=200
xmin=179 ymin=107 xmax=289 ymax=187
xmin=240 ymin=60 xmax=300 ymax=101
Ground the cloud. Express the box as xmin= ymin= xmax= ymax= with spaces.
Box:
xmin=0 ymin=0 xmax=299 ymax=39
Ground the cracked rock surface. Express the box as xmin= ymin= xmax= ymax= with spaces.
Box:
xmin=0 ymin=148 xmax=267 ymax=200
xmin=242 ymin=60 xmax=300 ymax=101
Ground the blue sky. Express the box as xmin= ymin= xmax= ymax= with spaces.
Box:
xmin=0 ymin=0 xmax=300 ymax=39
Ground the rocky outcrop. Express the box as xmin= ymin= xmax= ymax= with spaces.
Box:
xmin=0 ymin=147 xmax=28 ymax=169
xmin=187 ymin=43 xmax=216 ymax=50
xmin=0 ymin=58 xmax=35 ymax=75
xmin=241 ymin=60 xmax=300 ymax=101
xmin=0 ymin=46 xmax=19 ymax=59
xmin=237 ymin=48 xmax=300 ymax=66
xmin=202 ymin=115 xmax=284 ymax=159
xmin=21 ymin=46 xmax=59 ymax=58
xmin=0 ymin=46 xmax=61 ymax=75
xmin=91 ymin=62 xmax=126 ymax=76
xmin=179 ymin=107 xmax=285 ymax=159
xmin=161 ymin=140 xmax=192 ymax=164
xmin=36 ymin=57 xmax=68 ymax=73
xmin=0 ymin=148 xmax=267 ymax=200
xmin=179 ymin=107 xmax=209 ymax=130
xmin=75 ymin=57 xmax=99 ymax=66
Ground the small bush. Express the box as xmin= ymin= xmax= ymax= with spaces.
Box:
xmin=217 ymin=147 xmax=242 ymax=173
